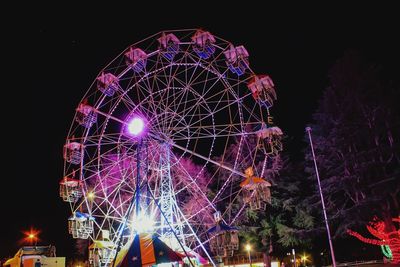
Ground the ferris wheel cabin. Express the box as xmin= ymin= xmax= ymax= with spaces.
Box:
xmin=247 ymin=75 xmax=277 ymax=108
xmin=59 ymin=176 xmax=82 ymax=203
xmin=256 ymin=126 xmax=283 ymax=156
xmin=68 ymin=211 xmax=95 ymax=239
xmin=224 ymin=45 xmax=249 ymax=76
xmin=88 ymin=230 xmax=116 ymax=267
xmin=208 ymin=213 xmax=239 ymax=258
xmin=124 ymin=47 xmax=147 ymax=73
xmin=63 ymin=141 xmax=82 ymax=165
xmin=75 ymin=103 xmax=97 ymax=128
xmin=192 ymin=30 xmax=216 ymax=59
xmin=240 ymin=167 xmax=272 ymax=211
xmin=97 ymin=72 xmax=120 ymax=97
xmin=157 ymin=33 xmax=180 ymax=61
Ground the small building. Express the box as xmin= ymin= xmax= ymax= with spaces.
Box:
xmin=3 ymin=246 xmax=65 ymax=267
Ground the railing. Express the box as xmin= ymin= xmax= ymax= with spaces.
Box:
xmin=222 ymin=252 xmax=265 ymax=265
xmin=323 ymin=259 xmax=384 ymax=267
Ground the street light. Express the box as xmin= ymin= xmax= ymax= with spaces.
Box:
xmin=23 ymin=227 xmax=41 ymax=247
xmin=27 ymin=232 xmax=38 ymax=246
xmin=245 ymin=244 xmax=252 ymax=267
xmin=306 ymin=127 xmax=337 ymax=267
xmin=87 ymin=191 xmax=95 ymax=200
xmin=301 ymin=254 xmax=308 ymax=266
xmin=292 ymin=248 xmax=296 ymax=267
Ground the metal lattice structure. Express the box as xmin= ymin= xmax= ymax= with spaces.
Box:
xmin=61 ymin=29 xmax=281 ymax=266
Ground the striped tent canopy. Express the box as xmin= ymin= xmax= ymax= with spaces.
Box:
xmin=115 ymin=234 xmax=183 ymax=267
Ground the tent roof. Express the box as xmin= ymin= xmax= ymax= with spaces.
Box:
xmin=89 ymin=240 xmax=115 ymax=249
xmin=115 ymin=234 xmax=183 ymax=267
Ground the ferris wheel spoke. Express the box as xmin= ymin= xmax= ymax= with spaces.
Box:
xmin=162 ymin=138 xmax=245 ymax=178
xmin=185 ymin=47 xmax=226 ymax=89
xmin=90 ymin=180 xmax=132 ymax=218
xmin=171 ymin=154 xmax=221 ymax=216
xmin=171 ymin=93 xmax=250 ymax=138
xmin=172 ymin=130 xmax=261 ymax=141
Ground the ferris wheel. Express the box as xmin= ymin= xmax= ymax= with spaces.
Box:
xmin=60 ymin=29 xmax=283 ymax=266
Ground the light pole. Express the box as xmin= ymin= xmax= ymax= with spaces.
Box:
xmin=306 ymin=127 xmax=337 ymax=267
xmin=246 ymin=244 xmax=252 ymax=267
xmin=292 ymin=248 xmax=296 ymax=267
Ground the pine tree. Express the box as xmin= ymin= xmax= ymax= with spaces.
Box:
xmin=305 ymin=50 xmax=400 ymax=262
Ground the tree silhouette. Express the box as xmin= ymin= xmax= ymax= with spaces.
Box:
xmin=305 ymin=50 xmax=400 ymax=261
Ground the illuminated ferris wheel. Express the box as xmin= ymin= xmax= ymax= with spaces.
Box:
xmin=60 ymin=29 xmax=282 ymax=266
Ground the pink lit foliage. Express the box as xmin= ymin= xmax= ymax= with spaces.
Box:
xmin=173 ymin=157 xmax=214 ymax=226
xmin=83 ymin=152 xmax=139 ymax=218
xmin=85 ymin=149 xmax=215 ymax=232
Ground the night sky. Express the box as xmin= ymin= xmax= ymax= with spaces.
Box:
xmin=2 ymin=5 xmax=399 ymax=261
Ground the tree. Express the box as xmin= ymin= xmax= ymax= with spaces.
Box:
xmin=215 ymin=129 xmax=314 ymax=266
xmin=305 ymin=50 xmax=400 ymax=262
xmin=240 ymin=154 xmax=314 ymax=266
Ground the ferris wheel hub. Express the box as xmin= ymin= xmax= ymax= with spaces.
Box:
xmin=127 ymin=116 xmax=146 ymax=136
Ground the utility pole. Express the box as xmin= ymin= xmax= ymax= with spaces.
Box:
xmin=246 ymin=244 xmax=253 ymax=267
xmin=292 ymin=249 xmax=296 ymax=267
xmin=306 ymin=127 xmax=337 ymax=267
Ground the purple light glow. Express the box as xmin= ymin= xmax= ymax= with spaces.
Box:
xmin=128 ymin=117 xmax=145 ymax=136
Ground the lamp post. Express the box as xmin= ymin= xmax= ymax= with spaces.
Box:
xmin=305 ymin=127 xmax=337 ymax=267
xmin=292 ymin=249 xmax=296 ymax=267
xmin=246 ymin=244 xmax=252 ymax=267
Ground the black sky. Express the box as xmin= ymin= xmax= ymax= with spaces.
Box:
xmin=2 ymin=4 xmax=399 ymax=260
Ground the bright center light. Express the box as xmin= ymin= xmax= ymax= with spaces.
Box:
xmin=131 ymin=212 xmax=155 ymax=233
xmin=29 ymin=234 xmax=35 ymax=239
xmin=246 ymin=244 xmax=251 ymax=251
xmin=128 ymin=117 xmax=145 ymax=136
xmin=87 ymin=192 xmax=95 ymax=200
